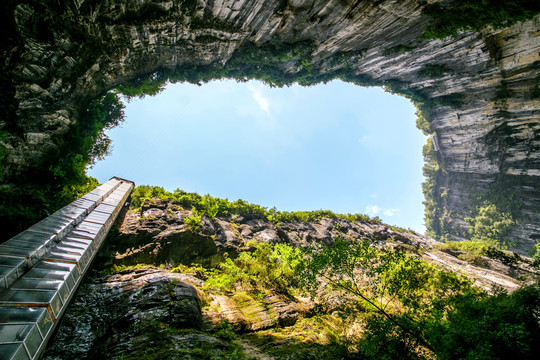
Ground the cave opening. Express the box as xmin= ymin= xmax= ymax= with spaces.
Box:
xmin=88 ymin=79 xmax=427 ymax=232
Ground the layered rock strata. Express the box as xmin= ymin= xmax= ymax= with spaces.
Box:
xmin=103 ymin=198 xmax=533 ymax=292
xmin=1 ymin=0 xmax=539 ymax=251
xmin=42 ymin=198 xmax=538 ymax=359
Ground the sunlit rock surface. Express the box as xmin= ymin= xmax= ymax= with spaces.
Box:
xmin=104 ymin=198 xmax=531 ymax=292
xmin=1 ymin=0 xmax=539 ymax=251
xmin=42 ymin=199 xmax=536 ymax=359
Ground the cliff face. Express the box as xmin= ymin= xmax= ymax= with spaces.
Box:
xmin=103 ymin=198 xmax=530 ymax=291
xmin=1 ymin=0 xmax=539 ymax=251
xmin=41 ymin=198 xmax=536 ymax=359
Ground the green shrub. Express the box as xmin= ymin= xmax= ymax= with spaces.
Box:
xmin=436 ymin=240 xmax=491 ymax=264
xmin=418 ymin=64 xmax=450 ymax=78
xmin=531 ymin=242 xmax=540 ymax=267
xmin=204 ymin=242 xmax=302 ymax=295
xmin=184 ymin=208 xmax=203 ymax=232
xmin=296 ymin=236 xmax=540 ymax=359
xmin=128 ymin=185 xmax=381 ymax=225
xmin=422 ymin=0 xmax=540 ymax=39
xmin=466 ymin=202 xmax=515 ymax=247
xmin=426 ymin=282 xmax=540 ymax=360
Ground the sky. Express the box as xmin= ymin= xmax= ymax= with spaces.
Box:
xmin=88 ymin=79 xmax=427 ymax=232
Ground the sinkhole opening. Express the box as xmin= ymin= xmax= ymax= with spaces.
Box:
xmin=88 ymin=79 xmax=427 ymax=232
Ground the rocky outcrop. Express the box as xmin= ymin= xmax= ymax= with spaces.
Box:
xmin=100 ymin=198 xmax=436 ymax=264
xmin=1 ymin=1 xmax=539 ymax=251
xmin=43 ymin=268 xmax=206 ymax=359
xmin=41 ymin=266 xmax=321 ymax=360
xmin=42 ymin=199 xmax=538 ymax=359
xmin=102 ymin=198 xmax=534 ymax=292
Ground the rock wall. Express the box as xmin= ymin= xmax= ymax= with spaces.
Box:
xmin=41 ymin=197 xmax=536 ymax=359
xmin=1 ymin=0 xmax=539 ymax=251
xmin=102 ymin=198 xmax=530 ymax=292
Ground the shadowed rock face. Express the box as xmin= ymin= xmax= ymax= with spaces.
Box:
xmin=102 ymin=198 xmax=531 ymax=292
xmin=42 ymin=198 xmax=536 ymax=359
xmin=1 ymin=1 xmax=539 ymax=251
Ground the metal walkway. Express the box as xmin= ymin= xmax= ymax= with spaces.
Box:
xmin=0 ymin=177 xmax=134 ymax=360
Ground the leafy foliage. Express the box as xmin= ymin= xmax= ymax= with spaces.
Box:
xmin=464 ymin=175 xmax=520 ymax=248
xmin=435 ymin=239 xmax=524 ymax=266
xmin=188 ymin=241 xmax=302 ymax=296
xmin=296 ymin=236 xmax=540 ymax=359
xmin=116 ymin=237 xmax=539 ymax=359
xmin=296 ymin=237 xmax=472 ymax=355
xmin=436 ymin=240 xmax=491 ymax=264
xmin=532 ymin=242 xmax=540 ymax=267
xmin=184 ymin=207 xmax=203 ymax=232
xmin=0 ymin=91 xmax=124 ymax=238
xmin=418 ymin=64 xmax=450 ymax=78
xmin=117 ymin=72 xmax=167 ymax=99
xmin=129 ymin=185 xmax=382 ymax=225
xmin=466 ymin=202 xmax=515 ymax=247
xmin=421 ymin=138 xmax=446 ymax=240
xmin=427 ymin=284 xmax=540 ymax=360
xmin=422 ymin=0 xmax=540 ymax=39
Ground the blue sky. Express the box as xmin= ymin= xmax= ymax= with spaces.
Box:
xmin=88 ymin=80 xmax=427 ymax=232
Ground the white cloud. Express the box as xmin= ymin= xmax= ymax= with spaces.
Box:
xmin=248 ymin=84 xmax=271 ymax=114
xmin=383 ymin=208 xmax=400 ymax=217
xmin=370 ymin=193 xmax=377 ymax=198
xmin=366 ymin=205 xmax=381 ymax=216
xmin=253 ymin=92 xmax=270 ymax=113
xmin=366 ymin=205 xmax=400 ymax=217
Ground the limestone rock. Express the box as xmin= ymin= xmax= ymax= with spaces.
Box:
xmin=1 ymin=0 xmax=539 ymax=251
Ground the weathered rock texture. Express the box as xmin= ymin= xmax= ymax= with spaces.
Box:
xmin=104 ymin=198 xmax=533 ymax=292
xmin=42 ymin=199 xmax=537 ymax=359
xmin=43 ymin=268 xmax=208 ymax=359
xmin=1 ymin=0 xmax=539 ymax=251
xmin=42 ymin=266 xmax=321 ymax=360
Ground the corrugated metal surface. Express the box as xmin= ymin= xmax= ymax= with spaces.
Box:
xmin=0 ymin=177 xmax=134 ymax=360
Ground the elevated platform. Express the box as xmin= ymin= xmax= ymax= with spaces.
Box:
xmin=0 ymin=177 xmax=134 ymax=360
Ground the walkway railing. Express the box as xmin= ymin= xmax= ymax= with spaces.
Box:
xmin=0 ymin=177 xmax=134 ymax=360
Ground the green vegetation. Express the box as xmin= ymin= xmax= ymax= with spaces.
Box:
xmin=422 ymin=0 xmax=540 ymax=39
xmin=418 ymin=65 xmax=451 ymax=79
xmin=532 ymin=242 xmax=540 ymax=267
xmin=422 ymin=148 xmax=520 ymax=248
xmin=466 ymin=202 xmax=516 ymax=247
xmin=117 ymin=73 xmax=167 ymax=99
xmin=465 ymin=175 xmax=520 ymax=248
xmin=438 ymin=240 xmax=525 ymax=267
xmin=199 ymin=241 xmax=301 ymax=295
xmin=184 ymin=208 xmax=203 ymax=232
xmin=164 ymin=239 xmax=540 ymax=359
xmin=62 ymin=91 xmax=125 ymax=170
xmin=296 ymin=237 xmax=540 ymax=359
xmin=435 ymin=240 xmax=523 ymax=267
xmin=0 ymin=91 xmax=125 ymax=238
xmin=130 ymin=185 xmax=381 ymax=225
xmin=436 ymin=240 xmax=491 ymax=264
xmin=382 ymin=44 xmax=415 ymax=56
xmin=421 ymin=138 xmax=447 ymax=240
